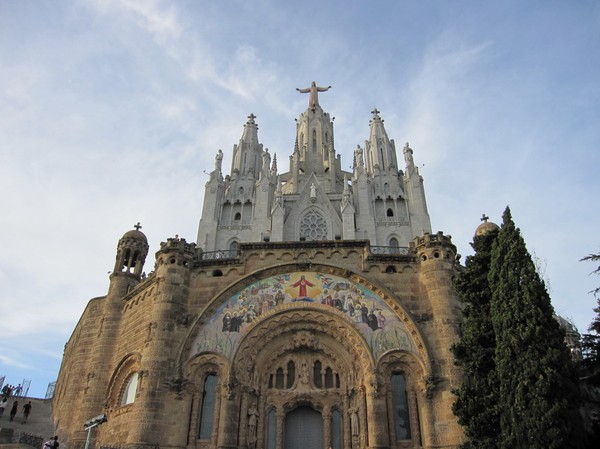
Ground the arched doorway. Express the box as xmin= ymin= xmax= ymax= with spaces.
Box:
xmin=284 ymin=406 xmax=323 ymax=449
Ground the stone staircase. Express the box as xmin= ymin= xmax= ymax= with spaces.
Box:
xmin=0 ymin=397 xmax=56 ymax=449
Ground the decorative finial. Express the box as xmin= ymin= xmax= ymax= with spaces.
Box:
xmin=371 ymin=108 xmax=380 ymax=116
xmin=480 ymin=214 xmax=489 ymax=223
xmin=247 ymin=113 xmax=257 ymax=123
xmin=134 ymin=222 xmax=142 ymax=231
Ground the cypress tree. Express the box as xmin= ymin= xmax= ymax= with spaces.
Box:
xmin=489 ymin=207 xmax=581 ymax=449
xmin=452 ymin=226 xmax=501 ymax=449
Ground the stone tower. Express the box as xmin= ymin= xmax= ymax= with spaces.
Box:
xmin=53 ymin=85 xmax=464 ymax=449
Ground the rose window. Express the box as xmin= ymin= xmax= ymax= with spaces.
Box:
xmin=300 ymin=210 xmax=327 ymax=241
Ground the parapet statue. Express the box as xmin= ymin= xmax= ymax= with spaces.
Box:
xmin=215 ymin=149 xmax=223 ymax=171
xmin=296 ymin=81 xmax=332 ymax=108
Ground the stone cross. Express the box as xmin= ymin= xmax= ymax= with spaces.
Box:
xmin=134 ymin=222 xmax=142 ymax=231
xmin=480 ymin=214 xmax=489 ymax=223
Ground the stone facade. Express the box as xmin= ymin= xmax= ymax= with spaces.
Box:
xmin=53 ymin=89 xmax=464 ymax=449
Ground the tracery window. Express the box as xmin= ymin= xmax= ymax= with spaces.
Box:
xmin=391 ymin=373 xmax=411 ymax=440
xmin=121 ymin=372 xmax=138 ymax=405
xmin=300 ymin=209 xmax=327 ymax=241
xmin=198 ymin=374 xmax=218 ymax=440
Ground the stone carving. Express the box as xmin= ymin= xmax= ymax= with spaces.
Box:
xmin=350 ymin=408 xmax=360 ymax=436
xmin=292 ymin=330 xmax=317 ymax=349
xmin=247 ymin=405 xmax=258 ymax=449
xmin=215 ymin=149 xmax=223 ymax=171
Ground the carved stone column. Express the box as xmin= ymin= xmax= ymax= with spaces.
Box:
xmin=216 ymin=380 xmax=239 ymax=449
xmin=365 ymin=381 xmax=389 ymax=449
xmin=343 ymin=393 xmax=351 ymax=449
xmin=323 ymin=405 xmax=331 ymax=449
xmin=408 ymin=390 xmax=421 ymax=446
xmin=276 ymin=410 xmax=285 ymax=449
xmin=417 ymin=385 xmax=438 ymax=448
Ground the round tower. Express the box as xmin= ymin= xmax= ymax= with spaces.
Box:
xmin=109 ymin=223 xmax=149 ymax=295
xmin=412 ymin=231 xmax=464 ymax=446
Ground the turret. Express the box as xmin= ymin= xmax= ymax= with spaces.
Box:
xmin=109 ymin=223 xmax=149 ymax=295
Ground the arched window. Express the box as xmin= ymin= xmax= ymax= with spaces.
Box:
xmin=234 ymin=212 xmax=241 ymax=221
xmin=389 ymin=237 xmax=399 ymax=254
xmin=387 ymin=208 xmax=394 ymax=217
xmin=229 ymin=241 xmax=239 ymax=255
xmin=121 ymin=372 xmax=138 ymax=405
xmin=312 ymin=129 xmax=317 ymax=152
xmin=275 ymin=368 xmax=284 ymax=389
xmin=266 ymin=409 xmax=277 ymax=449
xmin=286 ymin=361 xmax=295 ymax=388
xmin=391 ymin=373 xmax=411 ymax=440
xmin=313 ymin=360 xmax=322 ymax=388
xmin=331 ymin=409 xmax=342 ymax=449
xmin=325 ymin=367 xmax=333 ymax=388
xmin=198 ymin=374 xmax=218 ymax=439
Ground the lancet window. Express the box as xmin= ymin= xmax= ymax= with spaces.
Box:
xmin=391 ymin=373 xmax=411 ymax=440
xmin=198 ymin=374 xmax=218 ymax=440
xmin=121 ymin=372 xmax=138 ymax=405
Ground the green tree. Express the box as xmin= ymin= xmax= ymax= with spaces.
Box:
xmin=489 ymin=207 xmax=581 ymax=449
xmin=580 ymin=252 xmax=600 ymax=369
xmin=579 ymin=252 xmax=600 ymax=446
xmin=452 ymin=227 xmax=501 ymax=449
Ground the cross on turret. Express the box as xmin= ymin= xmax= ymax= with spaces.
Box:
xmin=371 ymin=108 xmax=380 ymax=116
xmin=134 ymin=222 xmax=142 ymax=231
xmin=247 ymin=113 xmax=257 ymax=122
xmin=480 ymin=214 xmax=489 ymax=223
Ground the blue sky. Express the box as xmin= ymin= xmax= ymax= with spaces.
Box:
xmin=1 ymin=0 xmax=599 ymax=398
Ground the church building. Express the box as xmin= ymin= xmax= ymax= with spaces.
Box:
xmin=53 ymin=83 xmax=465 ymax=449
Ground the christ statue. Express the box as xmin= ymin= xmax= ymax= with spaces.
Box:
xmin=296 ymin=81 xmax=332 ymax=108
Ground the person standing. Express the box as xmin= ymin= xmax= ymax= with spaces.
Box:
xmin=9 ymin=400 xmax=18 ymax=421
xmin=21 ymin=401 xmax=32 ymax=424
